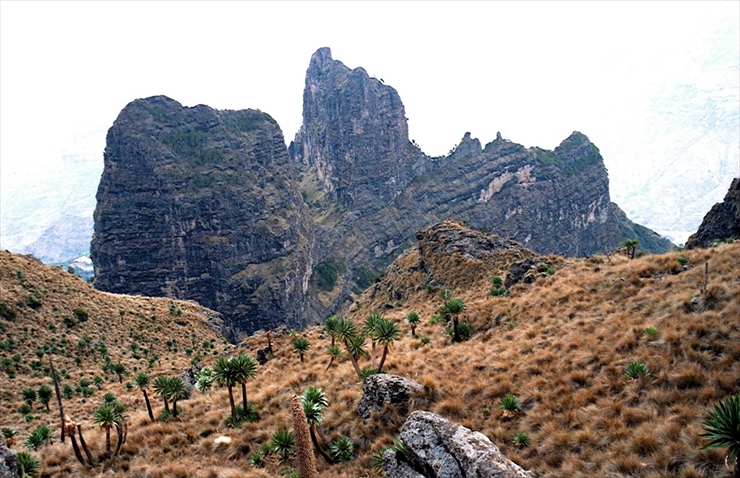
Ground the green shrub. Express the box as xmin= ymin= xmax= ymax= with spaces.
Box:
xmin=0 ymin=303 xmax=17 ymax=320
xmin=227 ymin=403 xmax=259 ymax=427
xmin=499 ymin=394 xmax=521 ymax=414
xmin=643 ymin=327 xmax=659 ymax=340
xmin=73 ymin=309 xmax=88 ymax=322
xmin=429 ymin=315 xmax=445 ymax=326
xmin=360 ymin=367 xmax=384 ymax=380
xmin=17 ymin=452 xmax=39 ymax=477
xmin=24 ymin=426 xmax=53 ymax=450
xmin=249 ymin=452 xmax=265 ymax=467
xmin=313 ymin=257 xmax=346 ymax=291
xmin=420 ymin=336 xmax=431 ymax=345
xmin=18 ymin=404 xmax=32 ymax=415
xmin=159 ymin=409 xmax=173 ymax=422
xmin=491 ymin=276 xmax=503 ymax=288
xmin=677 ymin=256 xmax=689 ymax=266
xmin=372 ymin=447 xmax=389 ymax=473
xmin=62 ymin=385 xmax=74 ymax=399
xmin=489 ymin=286 xmax=507 ymax=297
xmin=353 ymin=266 xmax=376 ymax=291
xmin=22 ymin=388 xmax=37 ymax=405
xmin=546 ymin=267 xmax=557 ymax=276
xmin=271 ymin=428 xmax=295 ymax=458
xmin=446 ymin=322 xmax=472 ymax=340
xmin=700 ymin=394 xmax=740 ymax=465
xmin=625 ymin=361 xmax=650 ymax=380
xmin=514 ymin=432 xmax=530 ymax=447
xmin=26 ymin=295 xmax=42 ymax=309
xmin=329 ymin=436 xmax=355 ymax=462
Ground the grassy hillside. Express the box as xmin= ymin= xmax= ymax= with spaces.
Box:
xmin=1 ymin=230 xmax=738 ymax=477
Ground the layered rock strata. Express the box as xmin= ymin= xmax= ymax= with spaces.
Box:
xmin=91 ymin=96 xmax=313 ymax=339
xmin=92 ymin=49 xmax=673 ymax=336
xmin=292 ymin=48 xmax=672 ymax=323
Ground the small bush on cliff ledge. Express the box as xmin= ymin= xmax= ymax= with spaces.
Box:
xmin=313 ymin=257 xmax=346 ymax=291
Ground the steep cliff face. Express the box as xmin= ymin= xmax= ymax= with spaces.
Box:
xmin=291 ymin=48 xmax=673 ymax=322
xmin=290 ymin=47 xmax=424 ymax=213
xmin=92 ymin=50 xmax=673 ymax=336
xmin=685 ymin=177 xmax=740 ymax=249
xmin=91 ymin=96 xmax=313 ymax=339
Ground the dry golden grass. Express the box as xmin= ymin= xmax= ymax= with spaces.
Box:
xmin=1 ymin=237 xmax=739 ymax=477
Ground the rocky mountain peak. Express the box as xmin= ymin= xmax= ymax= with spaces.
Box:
xmin=449 ymin=132 xmax=482 ymax=162
xmin=291 ymin=48 xmax=419 ymax=212
xmin=685 ymin=177 xmax=740 ymax=249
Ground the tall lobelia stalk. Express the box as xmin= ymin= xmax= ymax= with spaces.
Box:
xmin=292 ymin=395 xmax=318 ymax=478
xmin=49 ymin=358 xmax=65 ymax=443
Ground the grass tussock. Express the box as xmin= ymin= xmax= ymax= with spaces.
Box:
xmin=1 ymin=238 xmax=739 ymax=477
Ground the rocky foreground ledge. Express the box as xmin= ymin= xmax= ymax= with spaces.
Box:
xmin=384 ymin=411 xmax=534 ymax=478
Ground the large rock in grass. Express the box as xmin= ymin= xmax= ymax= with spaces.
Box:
xmin=0 ymin=444 xmax=17 ymax=478
xmin=384 ymin=411 xmax=534 ymax=478
xmin=357 ymin=374 xmax=423 ymax=419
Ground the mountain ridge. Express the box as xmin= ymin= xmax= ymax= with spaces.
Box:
xmin=90 ymin=48 xmax=672 ymax=336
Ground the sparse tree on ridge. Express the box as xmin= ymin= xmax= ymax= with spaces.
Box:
xmin=405 ymin=311 xmax=421 ymax=338
xmin=92 ymin=405 xmax=116 ymax=455
xmin=37 ymin=386 xmax=52 ymax=412
xmin=165 ymin=376 xmax=187 ymax=417
xmin=232 ymin=354 xmax=257 ymax=413
xmin=346 ymin=334 xmax=368 ymax=378
xmin=334 ymin=318 xmax=364 ymax=378
xmin=622 ymin=239 xmax=639 ymax=259
xmin=153 ymin=375 xmax=171 ymax=413
xmin=442 ymin=297 xmax=466 ymax=343
xmin=111 ymin=363 xmax=128 ymax=384
xmin=374 ymin=318 xmax=400 ymax=373
xmin=213 ymin=357 xmax=239 ymax=424
xmin=133 ymin=372 xmax=155 ymax=422
xmin=363 ymin=314 xmax=383 ymax=368
xmin=293 ymin=336 xmax=310 ymax=363
xmin=325 ymin=344 xmax=343 ymax=370
xmin=324 ymin=316 xmax=340 ymax=346
xmin=301 ymin=386 xmax=332 ymax=463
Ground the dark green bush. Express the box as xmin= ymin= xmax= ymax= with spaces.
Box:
xmin=0 ymin=303 xmax=17 ymax=320
xmin=26 ymin=295 xmax=42 ymax=309
xmin=313 ymin=257 xmax=346 ymax=291
xmin=353 ymin=266 xmax=376 ymax=291
xmin=73 ymin=309 xmax=88 ymax=322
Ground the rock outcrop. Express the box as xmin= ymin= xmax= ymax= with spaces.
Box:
xmin=384 ymin=411 xmax=534 ymax=478
xmin=685 ymin=178 xmax=740 ymax=249
xmin=91 ymin=96 xmax=314 ymax=340
xmin=504 ymin=258 xmax=553 ymax=289
xmin=0 ymin=444 xmax=17 ymax=478
xmin=291 ymin=47 xmax=673 ymax=323
xmin=357 ymin=374 xmax=423 ymax=419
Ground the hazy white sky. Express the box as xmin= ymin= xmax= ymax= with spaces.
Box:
xmin=1 ymin=1 xmax=738 ymax=247
xmin=1 ymin=1 xmax=736 ymax=156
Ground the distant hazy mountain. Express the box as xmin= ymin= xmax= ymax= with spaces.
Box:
xmin=0 ymin=128 xmax=103 ymax=262
xmin=607 ymin=72 xmax=739 ymax=245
